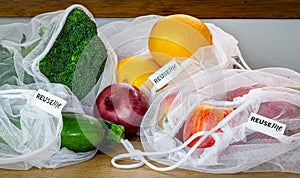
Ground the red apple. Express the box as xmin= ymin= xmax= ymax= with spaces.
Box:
xmin=94 ymin=83 xmax=149 ymax=137
xmin=157 ymin=91 xmax=178 ymax=128
xmin=183 ymin=104 xmax=233 ymax=148
xmin=156 ymin=91 xmax=184 ymax=140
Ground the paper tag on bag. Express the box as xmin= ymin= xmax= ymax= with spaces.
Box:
xmin=247 ymin=113 xmax=287 ymax=136
xmin=31 ymin=89 xmax=67 ymax=116
xmin=148 ymin=59 xmax=183 ymax=91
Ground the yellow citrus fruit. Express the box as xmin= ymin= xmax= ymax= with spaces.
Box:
xmin=148 ymin=14 xmax=212 ymax=66
xmin=117 ymin=55 xmax=160 ymax=88
xmin=132 ymin=72 xmax=153 ymax=88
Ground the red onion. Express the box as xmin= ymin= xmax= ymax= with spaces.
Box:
xmin=94 ymin=83 xmax=148 ymax=137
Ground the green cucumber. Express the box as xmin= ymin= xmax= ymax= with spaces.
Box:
xmin=61 ymin=112 xmax=105 ymax=153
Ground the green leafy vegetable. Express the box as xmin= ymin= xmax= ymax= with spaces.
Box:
xmin=0 ymin=137 xmax=6 ymax=145
xmin=0 ymin=44 xmax=12 ymax=59
xmin=0 ymin=45 xmax=18 ymax=86
xmin=0 ymin=118 xmax=21 ymax=145
xmin=39 ymin=8 xmax=107 ymax=100
xmin=0 ymin=33 xmax=38 ymax=86
xmin=20 ymin=34 xmax=41 ymax=58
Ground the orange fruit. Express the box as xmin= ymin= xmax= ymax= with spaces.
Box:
xmin=148 ymin=14 xmax=212 ymax=66
xmin=117 ymin=55 xmax=160 ymax=88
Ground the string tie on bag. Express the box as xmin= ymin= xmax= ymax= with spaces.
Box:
xmin=111 ymin=130 xmax=221 ymax=171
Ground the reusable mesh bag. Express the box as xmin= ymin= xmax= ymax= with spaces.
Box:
xmin=0 ymin=85 xmax=65 ymax=170
xmin=111 ymin=67 xmax=300 ymax=174
xmin=98 ymin=15 xmax=249 ymax=101
xmin=99 ymin=15 xmax=247 ymax=70
xmin=0 ymin=4 xmax=117 ymax=115
xmin=0 ymin=82 xmax=117 ymax=170
xmin=0 ymin=4 xmax=124 ymax=170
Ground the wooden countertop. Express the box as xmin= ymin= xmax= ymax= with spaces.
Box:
xmin=0 ymin=0 xmax=299 ymax=18
xmin=0 ymin=153 xmax=299 ymax=178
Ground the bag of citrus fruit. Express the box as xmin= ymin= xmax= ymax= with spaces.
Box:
xmin=111 ymin=67 xmax=300 ymax=174
xmin=99 ymin=14 xmax=249 ymax=101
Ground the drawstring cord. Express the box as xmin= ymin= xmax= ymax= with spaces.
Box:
xmin=111 ymin=129 xmax=219 ymax=171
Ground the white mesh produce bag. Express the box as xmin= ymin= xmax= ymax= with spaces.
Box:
xmin=111 ymin=67 xmax=300 ymax=174
xmin=0 ymin=82 xmax=107 ymax=170
xmin=98 ymin=15 xmax=249 ymax=101
xmin=99 ymin=15 xmax=247 ymax=70
xmin=0 ymin=4 xmax=117 ymax=115
xmin=0 ymin=4 xmax=124 ymax=170
xmin=0 ymin=85 xmax=64 ymax=170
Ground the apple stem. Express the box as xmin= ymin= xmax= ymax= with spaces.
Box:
xmin=105 ymin=97 xmax=114 ymax=108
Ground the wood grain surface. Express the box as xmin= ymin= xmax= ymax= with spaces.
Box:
xmin=0 ymin=153 xmax=299 ymax=178
xmin=0 ymin=0 xmax=299 ymax=18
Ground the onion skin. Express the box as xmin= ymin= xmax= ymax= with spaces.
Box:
xmin=94 ymin=83 xmax=148 ymax=137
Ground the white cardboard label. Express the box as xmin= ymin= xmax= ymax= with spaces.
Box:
xmin=148 ymin=59 xmax=183 ymax=90
xmin=32 ymin=89 xmax=67 ymax=116
xmin=247 ymin=113 xmax=287 ymax=136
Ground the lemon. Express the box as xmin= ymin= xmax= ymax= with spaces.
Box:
xmin=117 ymin=55 xmax=160 ymax=88
xmin=132 ymin=72 xmax=154 ymax=88
xmin=148 ymin=14 xmax=212 ymax=66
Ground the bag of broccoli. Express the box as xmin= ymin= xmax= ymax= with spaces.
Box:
xmin=0 ymin=4 xmax=117 ymax=115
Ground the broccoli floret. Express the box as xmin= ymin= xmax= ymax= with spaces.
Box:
xmin=39 ymin=8 xmax=107 ymax=100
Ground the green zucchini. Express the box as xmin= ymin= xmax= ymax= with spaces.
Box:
xmin=61 ymin=112 xmax=105 ymax=153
